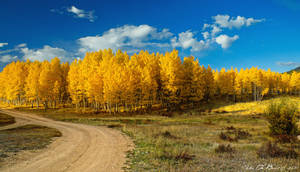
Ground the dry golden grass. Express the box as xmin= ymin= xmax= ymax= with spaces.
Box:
xmin=214 ymin=96 xmax=300 ymax=115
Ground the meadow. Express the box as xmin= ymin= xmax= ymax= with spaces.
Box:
xmin=13 ymin=96 xmax=300 ymax=171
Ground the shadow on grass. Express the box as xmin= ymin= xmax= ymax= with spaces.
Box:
xmin=0 ymin=124 xmax=61 ymax=163
xmin=0 ymin=113 xmax=15 ymax=127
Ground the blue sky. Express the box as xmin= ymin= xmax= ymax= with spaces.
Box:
xmin=0 ymin=0 xmax=300 ymax=72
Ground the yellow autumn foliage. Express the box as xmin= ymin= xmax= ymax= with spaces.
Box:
xmin=0 ymin=49 xmax=299 ymax=113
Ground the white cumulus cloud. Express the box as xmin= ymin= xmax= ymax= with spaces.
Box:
xmin=202 ymin=31 xmax=210 ymax=40
xmin=78 ymin=25 xmax=173 ymax=53
xmin=202 ymin=24 xmax=210 ymax=30
xmin=0 ymin=43 xmax=8 ymax=48
xmin=171 ymin=30 xmax=209 ymax=52
xmin=21 ymin=45 xmax=68 ymax=61
xmin=215 ymin=34 xmax=239 ymax=49
xmin=197 ymin=14 xmax=263 ymax=50
xmin=0 ymin=54 xmax=17 ymax=63
xmin=211 ymin=25 xmax=222 ymax=36
xmin=213 ymin=15 xmax=264 ymax=29
xmin=67 ymin=6 xmax=97 ymax=22
xmin=0 ymin=14 xmax=264 ymax=62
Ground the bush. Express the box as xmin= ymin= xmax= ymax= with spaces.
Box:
xmin=235 ymin=129 xmax=252 ymax=140
xmin=276 ymin=134 xmax=297 ymax=143
xmin=156 ymin=148 xmax=195 ymax=162
xmin=215 ymin=144 xmax=235 ymax=153
xmin=265 ymin=98 xmax=298 ymax=136
xmin=219 ymin=126 xmax=251 ymax=142
xmin=257 ymin=141 xmax=298 ymax=159
xmin=154 ymin=131 xmax=179 ymax=139
xmin=257 ymin=141 xmax=284 ymax=158
xmin=219 ymin=132 xmax=237 ymax=142
xmin=175 ymin=151 xmax=196 ymax=162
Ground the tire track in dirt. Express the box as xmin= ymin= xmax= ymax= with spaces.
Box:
xmin=0 ymin=109 xmax=133 ymax=172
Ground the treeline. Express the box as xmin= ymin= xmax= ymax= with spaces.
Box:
xmin=0 ymin=49 xmax=299 ymax=112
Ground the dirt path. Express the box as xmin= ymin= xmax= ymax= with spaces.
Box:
xmin=0 ymin=109 xmax=133 ymax=172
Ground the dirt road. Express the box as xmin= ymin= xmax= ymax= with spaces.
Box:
xmin=0 ymin=109 xmax=133 ymax=172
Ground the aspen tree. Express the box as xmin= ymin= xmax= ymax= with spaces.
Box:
xmin=159 ymin=50 xmax=184 ymax=110
xmin=25 ymin=61 xmax=42 ymax=107
xmin=290 ymin=71 xmax=300 ymax=95
xmin=203 ymin=65 xmax=215 ymax=101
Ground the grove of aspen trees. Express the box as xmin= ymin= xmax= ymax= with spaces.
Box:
xmin=0 ymin=49 xmax=299 ymax=113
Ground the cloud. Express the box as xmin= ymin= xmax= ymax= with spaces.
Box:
xmin=0 ymin=54 xmax=17 ymax=63
xmin=51 ymin=6 xmax=97 ymax=22
xmin=195 ymin=14 xmax=263 ymax=50
xmin=0 ymin=43 xmax=26 ymax=55
xmin=213 ymin=15 xmax=264 ymax=29
xmin=202 ymin=31 xmax=209 ymax=40
xmin=0 ymin=14 xmax=263 ymax=62
xmin=0 ymin=49 xmax=14 ymax=55
xmin=173 ymin=14 xmax=258 ymax=51
xmin=77 ymin=14 xmax=262 ymax=54
xmin=0 ymin=43 xmax=8 ymax=48
xmin=276 ymin=61 xmax=300 ymax=67
xmin=21 ymin=45 xmax=68 ymax=61
xmin=78 ymin=25 xmax=173 ymax=53
xmin=50 ymin=9 xmax=64 ymax=14
xmin=171 ymin=30 xmax=209 ymax=52
xmin=215 ymin=34 xmax=239 ymax=49
xmin=17 ymin=43 xmax=27 ymax=48
xmin=67 ymin=6 xmax=97 ymax=22
xmin=171 ymin=14 xmax=264 ymax=51
xmin=211 ymin=25 xmax=222 ymax=36
xmin=200 ymin=24 xmax=222 ymax=40
xmin=202 ymin=24 xmax=210 ymax=30
xmin=0 ymin=44 xmax=70 ymax=63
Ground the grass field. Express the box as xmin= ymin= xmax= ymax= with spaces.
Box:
xmin=11 ymin=96 xmax=300 ymax=171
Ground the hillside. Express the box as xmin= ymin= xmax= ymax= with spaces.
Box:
xmin=288 ymin=66 xmax=300 ymax=73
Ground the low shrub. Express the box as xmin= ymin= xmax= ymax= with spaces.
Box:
xmin=175 ymin=151 xmax=196 ymax=162
xmin=257 ymin=141 xmax=298 ymax=159
xmin=265 ymin=98 xmax=299 ymax=137
xmin=219 ymin=126 xmax=251 ymax=142
xmin=156 ymin=148 xmax=195 ymax=162
xmin=215 ymin=144 xmax=235 ymax=153
xmin=235 ymin=129 xmax=252 ymax=140
xmin=275 ymin=134 xmax=297 ymax=143
xmin=219 ymin=132 xmax=237 ymax=142
xmin=225 ymin=126 xmax=236 ymax=130
xmin=154 ymin=131 xmax=179 ymax=139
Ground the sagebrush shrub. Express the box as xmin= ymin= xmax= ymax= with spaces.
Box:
xmin=257 ymin=141 xmax=284 ymax=158
xmin=215 ymin=144 xmax=235 ymax=153
xmin=265 ymin=98 xmax=298 ymax=136
xmin=257 ymin=141 xmax=298 ymax=159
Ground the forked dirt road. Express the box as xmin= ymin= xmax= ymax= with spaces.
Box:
xmin=0 ymin=109 xmax=133 ymax=172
